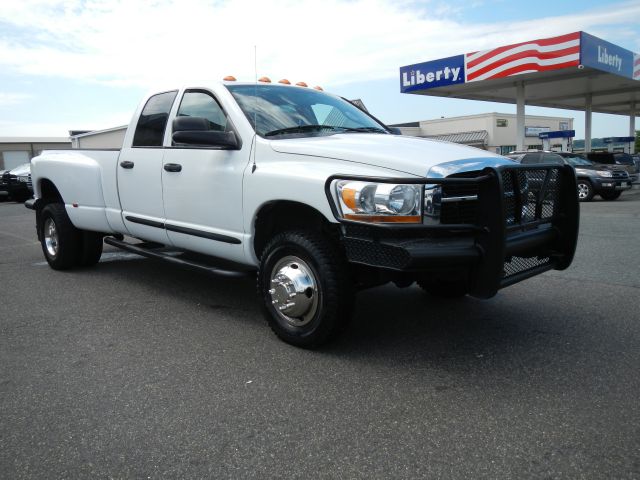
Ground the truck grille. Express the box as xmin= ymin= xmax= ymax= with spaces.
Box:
xmin=503 ymin=255 xmax=552 ymax=278
xmin=430 ymin=167 xmax=564 ymax=280
xmin=500 ymin=167 xmax=562 ymax=280
xmin=501 ymin=168 xmax=561 ymax=228
xmin=439 ymin=172 xmax=480 ymax=225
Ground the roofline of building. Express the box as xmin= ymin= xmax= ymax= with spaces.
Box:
xmin=390 ymin=112 xmax=574 ymax=127
xmin=70 ymin=125 xmax=128 ymax=139
xmin=0 ymin=137 xmax=72 ymax=143
xmin=419 ymin=112 xmax=574 ymax=123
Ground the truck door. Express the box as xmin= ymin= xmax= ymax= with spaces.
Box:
xmin=117 ymin=90 xmax=178 ymax=244
xmin=161 ymin=89 xmax=250 ymax=264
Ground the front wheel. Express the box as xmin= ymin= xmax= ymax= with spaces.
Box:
xmin=576 ymin=180 xmax=594 ymax=202
xmin=599 ymin=191 xmax=621 ymax=201
xmin=257 ymin=230 xmax=354 ymax=348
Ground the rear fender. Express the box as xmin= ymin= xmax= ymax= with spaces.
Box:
xmin=32 ymin=152 xmax=112 ymax=233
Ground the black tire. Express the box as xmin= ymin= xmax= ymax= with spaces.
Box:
xmin=39 ymin=203 xmax=82 ymax=270
xmin=78 ymin=231 xmax=104 ymax=267
xmin=417 ymin=279 xmax=468 ymax=298
xmin=599 ymin=191 xmax=621 ymax=201
xmin=576 ymin=179 xmax=594 ymax=202
xmin=257 ymin=230 xmax=354 ymax=348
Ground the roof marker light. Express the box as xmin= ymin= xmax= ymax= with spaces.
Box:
xmin=296 ymin=81 xmax=308 ymax=87
xmin=313 ymin=86 xmax=323 ymax=91
xmin=278 ymin=79 xmax=291 ymax=85
xmin=223 ymin=75 xmax=237 ymax=81
xmin=258 ymin=76 xmax=271 ymax=83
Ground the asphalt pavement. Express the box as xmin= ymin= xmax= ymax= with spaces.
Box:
xmin=1 ymin=191 xmax=639 ymax=479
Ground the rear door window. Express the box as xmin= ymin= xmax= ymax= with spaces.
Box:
xmin=132 ymin=91 xmax=178 ymax=147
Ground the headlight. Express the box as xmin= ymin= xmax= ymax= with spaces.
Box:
xmin=596 ymin=170 xmax=613 ymax=178
xmin=335 ymin=180 xmax=422 ymax=223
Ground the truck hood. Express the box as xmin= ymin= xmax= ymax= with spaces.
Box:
xmin=9 ymin=163 xmax=31 ymax=176
xmin=269 ymin=133 xmax=511 ymax=177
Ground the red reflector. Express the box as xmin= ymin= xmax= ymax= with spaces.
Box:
xmin=72 ymin=203 xmax=78 ymax=208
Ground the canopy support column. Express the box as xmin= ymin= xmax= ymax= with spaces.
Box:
xmin=516 ymin=82 xmax=525 ymax=151
xmin=585 ymin=94 xmax=592 ymax=153
xmin=631 ymin=103 xmax=636 ymax=154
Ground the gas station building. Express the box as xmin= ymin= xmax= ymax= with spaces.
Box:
xmin=399 ymin=31 xmax=639 ymax=154
xmin=392 ymin=112 xmax=574 ymax=154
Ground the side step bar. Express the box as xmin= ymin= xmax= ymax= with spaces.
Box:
xmin=104 ymin=237 xmax=250 ymax=278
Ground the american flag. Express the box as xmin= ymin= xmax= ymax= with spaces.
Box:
xmin=634 ymin=53 xmax=640 ymax=80
xmin=465 ymin=32 xmax=581 ymax=82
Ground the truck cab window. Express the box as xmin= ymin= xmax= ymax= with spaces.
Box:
xmin=176 ymin=91 xmax=228 ymax=132
xmin=132 ymin=91 xmax=178 ymax=147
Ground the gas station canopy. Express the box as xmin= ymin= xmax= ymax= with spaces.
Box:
xmin=400 ymin=32 xmax=639 ymax=151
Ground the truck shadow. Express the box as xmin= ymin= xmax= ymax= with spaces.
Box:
xmin=94 ymin=253 xmax=260 ymax=317
xmin=92 ymin=253 xmax=580 ymax=374
xmin=335 ymin=283 xmax=567 ymax=360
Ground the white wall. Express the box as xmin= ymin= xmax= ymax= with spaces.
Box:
xmin=400 ymin=113 xmax=573 ymax=153
xmin=75 ymin=128 xmax=126 ymax=149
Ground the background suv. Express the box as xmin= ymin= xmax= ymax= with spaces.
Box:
xmin=1 ymin=163 xmax=33 ymax=202
xmin=507 ymin=151 xmax=631 ymax=202
xmin=585 ymin=152 xmax=639 ymax=183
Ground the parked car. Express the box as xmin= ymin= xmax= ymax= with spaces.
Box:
xmin=28 ymin=82 xmax=579 ymax=347
xmin=0 ymin=169 xmax=8 ymax=200
xmin=507 ymin=151 xmax=631 ymax=201
xmin=2 ymin=163 xmax=33 ymax=202
xmin=632 ymin=154 xmax=640 ymax=173
xmin=585 ymin=152 xmax=639 ymax=183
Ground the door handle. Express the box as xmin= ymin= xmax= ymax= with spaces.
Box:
xmin=164 ymin=163 xmax=182 ymax=172
xmin=120 ymin=160 xmax=135 ymax=169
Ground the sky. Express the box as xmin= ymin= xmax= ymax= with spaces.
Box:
xmin=0 ymin=0 xmax=638 ymax=140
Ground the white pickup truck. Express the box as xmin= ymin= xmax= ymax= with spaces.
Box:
xmin=28 ymin=81 xmax=579 ymax=347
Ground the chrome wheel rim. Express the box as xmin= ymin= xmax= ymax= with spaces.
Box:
xmin=577 ymin=183 xmax=590 ymax=199
xmin=44 ymin=217 xmax=58 ymax=257
xmin=269 ymin=255 xmax=319 ymax=327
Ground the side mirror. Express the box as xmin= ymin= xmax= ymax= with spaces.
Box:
xmin=172 ymin=116 xmax=239 ymax=148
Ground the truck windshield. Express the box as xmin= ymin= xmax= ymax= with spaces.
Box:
xmin=226 ymin=84 xmax=388 ymax=138
xmin=613 ymin=154 xmax=634 ymax=165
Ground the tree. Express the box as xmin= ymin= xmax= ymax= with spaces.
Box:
xmin=636 ymin=130 xmax=640 ymax=153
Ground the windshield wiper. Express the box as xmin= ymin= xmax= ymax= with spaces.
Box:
xmin=341 ymin=127 xmax=388 ymax=134
xmin=264 ymin=125 xmax=342 ymax=137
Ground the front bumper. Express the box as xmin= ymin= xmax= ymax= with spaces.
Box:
xmin=328 ymin=165 xmax=579 ymax=299
xmin=592 ymin=177 xmax=632 ymax=191
xmin=1 ymin=173 xmax=32 ymax=198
